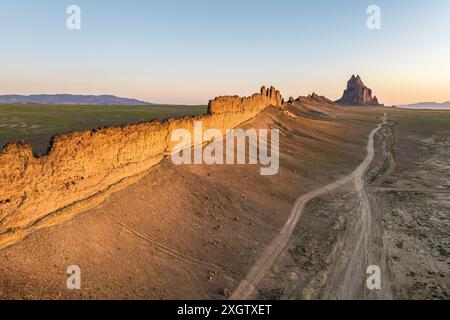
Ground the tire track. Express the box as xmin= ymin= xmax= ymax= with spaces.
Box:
xmin=107 ymin=218 xmax=227 ymax=272
xmin=231 ymin=115 xmax=387 ymax=300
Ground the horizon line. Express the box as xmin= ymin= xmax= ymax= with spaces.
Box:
xmin=1 ymin=90 xmax=449 ymax=107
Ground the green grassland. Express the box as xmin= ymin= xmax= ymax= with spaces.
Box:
xmin=0 ymin=104 xmax=207 ymax=155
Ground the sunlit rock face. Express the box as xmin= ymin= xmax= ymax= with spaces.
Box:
xmin=0 ymin=86 xmax=283 ymax=247
xmin=336 ymin=75 xmax=381 ymax=106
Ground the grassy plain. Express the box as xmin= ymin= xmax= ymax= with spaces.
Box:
xmin=0 ymin=104 xmax=207 ymax=155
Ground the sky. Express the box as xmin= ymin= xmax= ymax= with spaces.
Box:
xmin=0 ymin=0 xmax=449 ymax=105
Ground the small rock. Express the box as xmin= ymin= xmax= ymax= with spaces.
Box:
xmin=221 ymin=288 xmax=231 ymax=297
xmin=396 ymin=240 xmax=404 ymax=249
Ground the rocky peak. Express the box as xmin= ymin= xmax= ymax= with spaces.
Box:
xmin=348 ymin=74 xmax=363 ymax=87
xmin=306 ymin=92 xmax=335 ymax=105
xmin=336 ymin=75 xmax=381 ymax=106
xmin=308 ymin=92 xmax=321 ymax=100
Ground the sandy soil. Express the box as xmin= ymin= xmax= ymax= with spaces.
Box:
xmin=0 ymin=102 xmax=448 ymax=300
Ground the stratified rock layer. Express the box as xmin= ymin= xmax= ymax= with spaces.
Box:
xmin=0 ymin=87 xmax=283 ymax=247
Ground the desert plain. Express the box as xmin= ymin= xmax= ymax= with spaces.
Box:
xmin=0 ymin=95 xmax=448 ymax=300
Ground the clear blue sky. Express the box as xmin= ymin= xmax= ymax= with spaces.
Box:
xmin=1 ymin=0 xmax=449 ymax=104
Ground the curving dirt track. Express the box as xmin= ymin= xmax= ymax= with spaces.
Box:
xmin=334 ymin=114 xmax=392 ymax=299
xmin=231 ymin=115 xmax=387 ymax=300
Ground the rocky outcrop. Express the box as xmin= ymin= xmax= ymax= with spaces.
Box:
xmin=292 ymin=93 xmax=336 ymax=108
xmin=336 ymin=75 xmax=381 ymax=106
xmin=208 ymin=86 xmax=283 ymax=114
xmin=306 ymin=93 xmax=335 ymax=105
xmin=0 ymin=87 xmax=283 ymax=248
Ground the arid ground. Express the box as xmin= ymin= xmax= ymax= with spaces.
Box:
xmin=0 ymin=100 xmax=448 ymax=300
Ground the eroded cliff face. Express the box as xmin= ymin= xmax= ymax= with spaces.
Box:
xmin=0 ymin=87 xmax=283 ymax=248
xmin=336 ymin=75 xmax=381 ymax=106
xmin=208 ymin=86 xmax=283 ymax=114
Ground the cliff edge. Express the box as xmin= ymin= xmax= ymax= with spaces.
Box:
xmin=0 ymin=87 xmax=283 ymax=248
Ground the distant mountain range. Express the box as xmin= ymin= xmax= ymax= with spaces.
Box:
xmin=0 ymin=94 xmax=154 ymax=105
xmin=399 ymin=102 xmax=450 ymax=109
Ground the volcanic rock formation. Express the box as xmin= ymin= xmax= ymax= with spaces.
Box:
xmin=0 ymin=86 xmax=283 ymax=249
xmin=336 ymin=75 xmax=381 ymax=106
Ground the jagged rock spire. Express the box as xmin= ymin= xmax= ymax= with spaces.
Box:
xmin=336 ymin=75 xmax=381 ymax=106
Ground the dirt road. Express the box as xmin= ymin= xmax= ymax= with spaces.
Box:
xmin=334 ymin=114 xmax=391 ymax=299
xmin=231 ymin=115 xmax=386 ymax=300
